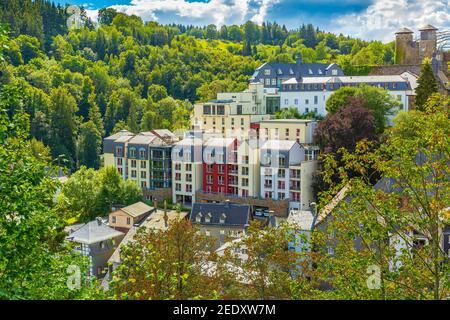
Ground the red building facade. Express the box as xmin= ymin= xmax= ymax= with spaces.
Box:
xmin=202 ymin=138 xmax=239 ymax=196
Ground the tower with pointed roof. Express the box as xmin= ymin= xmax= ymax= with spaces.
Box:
xmin=419 ymin=24 xmax=438 ymax=61
xmin=395 ymin=27 xmax=419 ymax=64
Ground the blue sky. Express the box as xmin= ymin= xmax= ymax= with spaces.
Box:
xmin=59 ymin=0 xmax=450 ymax=42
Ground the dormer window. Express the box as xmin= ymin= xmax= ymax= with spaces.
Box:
xmin=318 ymin=69 xmax=323 ymax=75
xmin=308 ymin=69 xmax=313 ymax=75
xmin=277 ymin=69 xmax=282 ymax=75
xmin=196 ymin=212 xmax=202 ymax=223
xmin=332 ymin=69 xmax=338 ymax=76
xmin=264 ymin=69 xmax=271 ymax=75
xmin=129 ymin=148 xmax=136 ymax=158
xmin=205 ymin=213 xmax=212 ymax=223
xmin=220 ymin=213 xmax=226 ymax=224
xmin=289 ymin=68 xmax=294 ymax=75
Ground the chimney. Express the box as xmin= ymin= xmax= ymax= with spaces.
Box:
xmin=163 ymin=200 xmax=169 ymax=228
xmin=96 ymin=217 xmax=103 ymax=226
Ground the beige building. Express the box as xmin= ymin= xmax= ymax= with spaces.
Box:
xmin=172 ymin=133 xmax=203 ymax=206
xmin=109 ymin=201 xmax=154 ymax=232
xmin=259 ymin=119 xmax=320 ymax=161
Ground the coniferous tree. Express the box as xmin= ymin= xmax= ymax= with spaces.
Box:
xmin=415 ymin=59 xmax=438 ymax=111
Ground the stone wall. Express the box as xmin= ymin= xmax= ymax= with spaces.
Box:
xmin=369 ymin=64 xmax=422 ymax=76
xmin=195 ymin=191 xmax=290 ymax=218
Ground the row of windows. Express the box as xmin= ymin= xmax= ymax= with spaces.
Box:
xmin=281 ymin=80 xmax=399 ymax=92
xmin=174 ymin=163 xmax=192 ymax=171
xmin=284 ymin=96 xmax=320 ymax=106
xmin=175 ymin=183 xmax=193 ymax=193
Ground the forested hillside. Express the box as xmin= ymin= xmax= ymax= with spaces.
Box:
xmin=0 ymin=0 xmax=395 ymax=171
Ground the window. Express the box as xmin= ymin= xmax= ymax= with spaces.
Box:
xmin=139 ymin=149 xmax=146 ymax=159
xmin=140 ymin=171 xmax=146 ymax=179
xmin=141 ymin=181 xmax=147 ymax=188
xmin=111 ymin=216 xmax=116 ymax=224
xmin=285 ymin=129 xmax=289 ymax=136
xmin=218 ymin=165 xmax=225 ymax=174
xmin=186 ymin=174 xmax=192 ymax=182
xmin=278 ymin=156 xmax=286 ymax=166
xmin=296 ymin=129 xmax=300 ymax=136
xmin=265 ymin=78 xmax=271 ymax=86
xmin=305 ymin=99 xmax=309 ymax=105
xmin=185 ymin=164 xmax=192 ymax=171
xmin=131 ymin=160 xmax=137 ymax=168
xmin=175 ymin=163 xmax=181 ymax=171
xmin=186 ymin=184 xmax=192 ymax=193
xmin=207 ymin=175 xmax=213 ymax=184
xmin=242 ymin=178 xmax=249 ymax=187
xmin=205 ymin=213 xmax=212 ymax=223
xmin=196 ymin=213 xmax=202 ymax=223
xmin=241 ymin=167 xmax=249 ymax=175
xmin=126 ymin=217 xmax=131 ymax=225
xmin=271 ymin=78 xmax=277 ymax=86
xmin=141 ymin=161 xmax=146 ymax=169
xmin=332 ymin=69 xmax=338 ymax=76
xmin=218 ymin=176 xmax=225 ymax=185
xmin=175 ymin=183 xmax=181 ymax=191
xmin=278 ymin=192 xmax=285 ymax=199
xmin=242 ymin=155 xmax=249 ymax=164
xmin=220 ymin=213 xmax=226 ymax=224
xmin=175 ymin=173 xmax=181 ymax=181
xmin=241 ymin=118 xmax=244 ymax=126
xmin=129 ymin=148 xmax=136 ymax=158
xmin=278 ymin=181 xmax=285 ymax=190
xmin=265 ymin=179 xmax=273 ymax=188
xmin=278 ymin=169 xmax=285 ymax=178
xmin=264 ymin=69 xmax=271 ymax=75
xmin=131 ymin=170 xmax=137 ymax=178
xmin=231 ymin=118 xmax=235 ymax=126
xmin=116 ymin=146 xmax=123 ymax=157
xmin=294 ymin=99 xmax=298 ymax=105
xmin=314 ymin=96 xmax=318 ymax=105
xmin=117 ymin=158 xmax=123 ymax=166
xmin=284 ymin=99 xmax=289 ymax=105
xmin=305 ymin=107 xmax=309 ymax=113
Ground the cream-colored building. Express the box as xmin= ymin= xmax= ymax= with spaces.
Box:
xmin=109 ymin=201 xmax=154 ymax=232
xmin=171 ymin=133 xmax=203 ymax=206
xmin=259 ymin=119 xmax=320 ymax=161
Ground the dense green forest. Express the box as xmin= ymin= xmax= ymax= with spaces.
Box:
xmin=0 ymin=0 xmax=395 ymax=171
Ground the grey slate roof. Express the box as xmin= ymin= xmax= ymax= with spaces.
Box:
xmin=190 ymin=202 xmax=251 ymax=227
xmin=66 ymin=218 xmax=123 ymax=245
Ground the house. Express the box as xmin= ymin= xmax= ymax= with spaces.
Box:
xmin=190 ymin=202 xmax=251 ymax=250
xmin=109 ymin=201 xmax=155 ymax=232
xmin=102 ymin=130 xmax=177 ymax=202
xmin=250 ymin=54 xmax=345 ymax=90
xmin=101 ymin=208 xmax=189 ymax=289
xmin=279 ymin=74 xmax=414 ymax=117
xmin=172 ymin=133 xmax=204 ymax=206
xmin=66 ymin=217 xmax=124 ymax=278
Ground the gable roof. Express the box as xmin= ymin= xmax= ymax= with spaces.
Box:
xmin=260 ymin=139 xmax=298 ymax=151
xmin=104 ymin=130 xmax=134 ymax=141
xmin=119 ymin=201 xmax=153 ymax=218
xmin=67 ymin=218 xmax=123 ymax=245
xmin=190 ymin=202 xmax=251 ymax=227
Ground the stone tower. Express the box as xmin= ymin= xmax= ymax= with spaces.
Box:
xmin=395 ymin=27 xmax=419 ymax=65
xmin=418 ymin=24 xmax=438 ymax=61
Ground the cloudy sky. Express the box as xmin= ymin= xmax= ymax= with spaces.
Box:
xmin=63 ymin=0 xmax=450 ymax=42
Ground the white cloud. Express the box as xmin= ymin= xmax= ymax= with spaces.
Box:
xmin=102 ymin=0 xmax=279 ymax=27
xmin=335 ymin=0 xmax=450 ymax=42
